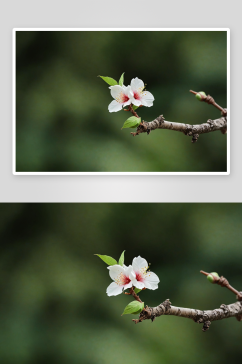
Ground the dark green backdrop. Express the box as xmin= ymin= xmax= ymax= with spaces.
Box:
xmin=0 ymin=203 xmax=241 ymax=364
xmin=16 ymin=31 xmax=227 ymax=172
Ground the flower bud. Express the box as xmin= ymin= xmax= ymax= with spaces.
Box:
xmin=207 ymin=272 xmax=220 ymax=283
xmin=195 ymin=91 xmax=206 ymax=101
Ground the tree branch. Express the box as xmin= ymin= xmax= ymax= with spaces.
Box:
xmin=129 ymin=90 xmax=227 ymax=142
xmin=132 ymin=299 xmax=242 ymax=331
xmin=189 ymin=90 xmax=227 ymax=116
xmin=200 ymin=270 xmax=242 ymax=301
xmin=124 ymin=287 xmax=143 ymax=303
xmin=130 ymin=114 xmax=227 ymax=142
xmin=131 ymin=271 xmax=241 ymax=331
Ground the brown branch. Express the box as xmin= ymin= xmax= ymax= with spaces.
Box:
xmin=124 ymin=286 xmax=145 ymax=303
xmin=124 ymin=287 xmax=143 ymax=303
xmin=200 ymin=271 xmax=242 ymax=301
xmin=190 ymin=90 xmax=227 ymax=116
xmin=124 ymin=104 xmax=140 ymax=118
xmin=130 ymin=287 xmax=143 ymax=303
xmin=132 ymin=299 xmax=242 ymax=332
xmin=130 ymin=114 xmax=227 ymax=142
xmin=129 ymin=90 xmax=227 ymax=142
xmin=132 ymin=271 xmax=241 ymax=331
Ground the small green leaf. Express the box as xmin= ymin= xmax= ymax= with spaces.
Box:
xmin=132 ymin=105 xmax=139 ymax=111
xmin=132 ymin=308 xmax=144 ymax=315
xmin=134 ymin=288 xmax=142 ymax=294
xmin=98 ymin=76 xmax=118 ymax=86
xmin=95 ymin=254 xmax=117 ymax=265
xmin=122 ymin=301 xmax=144 ymax=315
xmin=118 ymin=250 xmax=125 ymax=266
xmin=122 ymin=116 xmax=141 ymax=129
xmin=119 ymin=72 xmax=125 ymax=86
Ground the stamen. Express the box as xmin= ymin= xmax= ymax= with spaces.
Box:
xmin=116 ymin=92 xmax=129 ymax=104
xmin=115 ymin=272 xmax=131 ymax=286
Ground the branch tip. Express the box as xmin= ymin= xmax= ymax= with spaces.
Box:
xmin=200 ymin=270 xmax=209 ymax=276
xmin=189 ymin=90 xmax=197 ymax=95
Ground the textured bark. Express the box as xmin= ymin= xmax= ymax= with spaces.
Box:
xmin=133 ymin=299 xmax=242 ymax=332
xmin=131 ymin=114 xmax=227 ymax=141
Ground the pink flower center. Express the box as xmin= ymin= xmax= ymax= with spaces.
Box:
xmin=116 ymin=92 xmax=130 ymax=104
xmin=122 ymin=94 xmax=130 ymax=102
xmin=135 ymin=272 xmax=144 ymax=282
xmin=123 ymin=275 xmax=131 ymax=285
xmin=115 ymin=272 xmax=131 ymax=286
xmin=133 ymin=91 xmax=141 ymax=100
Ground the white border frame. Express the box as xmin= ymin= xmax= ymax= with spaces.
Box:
xmin=13 ymin=28 xmax=230 ymax=176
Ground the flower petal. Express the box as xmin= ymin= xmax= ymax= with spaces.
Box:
xmin=107 ymin=265 xmax=125 ymax=280
xmin=125 ymin=265 xmax=135 ymax=277
xmin=134 ymin=281 xmax=145 ymax=289
xmin=141 ymin=91 xmax=154 ymax=107
xmin=123 ymin=281 xmax=133 ymax=290
xmin=131 ymin=77 xmax=144 ymax=92
xmin=126 ymin=87 xmax=134 ymax=99
xmin=143 ymin=271 xmax=160 ymax=290
xmin=131 ymin=98 xmax=142 ymax=107
xmin=123 ymin=100 xmax=132 ymax=107
xmin=129 ymin=269 xmax=137 ymax=281
xmin=132 ymin=256 xmax=148 ymax=272
xmin=108 ymin=100 xmax=123 ymax=113
xmin=110 ymin=85 xmax=126 ymax=99
xmin=106 ymin=282 xmax=123 ymax=296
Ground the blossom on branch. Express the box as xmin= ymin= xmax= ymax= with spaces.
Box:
xmin=131 ymin=256 xmax=160 ymax=290
xmin=129 ymin=77 xmax=154 ymax=107
xmin=106 ymin=265 xmax=134 ymax=296
xmin=106 ymin=256 xmax=159 ymax=296
xmin=108 ymin=85 xmax=133 ymax=113
xmin=96 ymin=251 xmax=160 ymax=296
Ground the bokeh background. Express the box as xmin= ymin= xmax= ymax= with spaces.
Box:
xmin=16 ymin=31 xmax=227 ymax=172
xmin=0 ymin=203 xmax=241 ymax=364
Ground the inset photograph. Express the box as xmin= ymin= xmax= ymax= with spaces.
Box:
xmin=14 ymin=29 xmax=229 ymax=174
xmin=0 ymin=203 xmax=241 ymax=364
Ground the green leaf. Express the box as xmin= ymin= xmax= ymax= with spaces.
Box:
xmin=132 ymin=105 xmax=139 ymax=111
xmin=122 ymin=301 xmax=144 ymax=315
xmin=95 ymin=254 xmax=117 ymax=265
xmin=134 ymin=288 xmax=142 ymax=294
xmin=132 ymin=309 xmax=144 ymax=315
xmin=119 ymin=72 xmax=125 ymax=86
xmin=98 ymin=76 xmax=118 ymax=86
xmin=122 ymin=116 xmax=141 ymax=129
xmin=118 ymin=250 xmax=125 ymax=266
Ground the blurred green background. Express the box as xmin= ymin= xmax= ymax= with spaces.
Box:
xmin=0 ymin=203 xmax=241 ymax=364
xmin=16 ymin=31 xmax=227 ymax=172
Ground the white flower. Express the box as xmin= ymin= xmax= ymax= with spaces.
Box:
xmin=108 ymin=85 xmax=133 ymax=113
xmin=131 ymin=256 xmax=159 ymax=290
xmin=129 ymin=77 xmax=154 ymax=107
xmin=106 ymin=264 xmax=134 ymax=296
xmin=106 ymin=256 xmax=159 ymax=296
